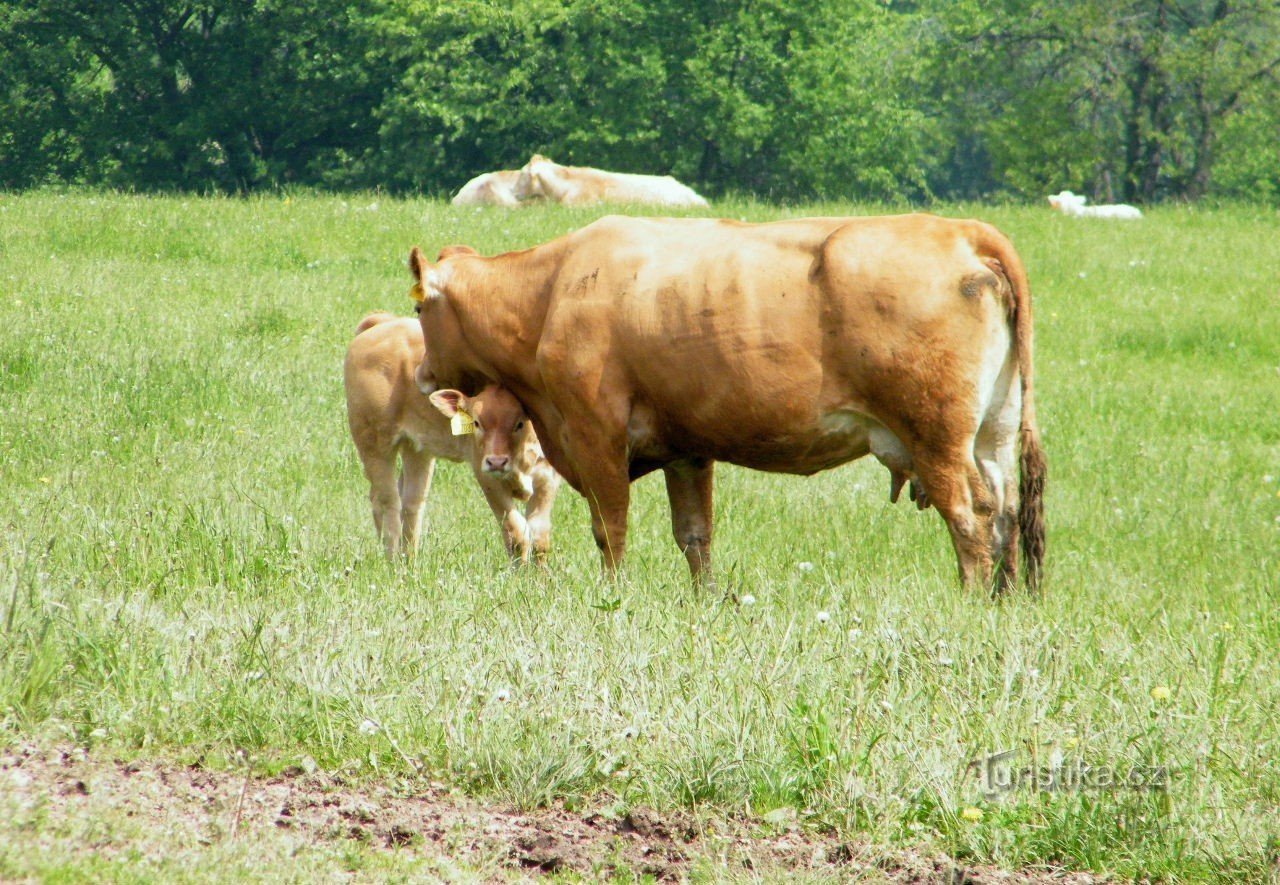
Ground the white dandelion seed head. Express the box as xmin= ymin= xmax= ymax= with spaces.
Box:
xmin=938 ymin=656 xmax=954 ymax=667
xmin=740 ymin=593 xmax=756 ymax=607
xmin=494 ymin=688 xmax=511 ymax=703
xmin=797 ymin=561 xmax=815 ymax=572
xmin=816 ymin=610 xmax=831 ymax=624
xmin=358 ymin=718 xmax=379 ymax=736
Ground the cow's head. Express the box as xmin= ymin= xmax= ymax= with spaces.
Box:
xmin=409 ymin=245 xmax=486 ymax=392
xmin=514 ymin=154 xmax=553 ymax=201
xmin=1047 ymin=190 xmax=1084 ymax=213
xmin=429 ymin=386 xmax=536 ymax=477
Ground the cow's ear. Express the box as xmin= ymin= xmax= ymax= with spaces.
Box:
xmin=429 ymin=389 xmax=469 ymax=418
xmin=408 ymin=246 xmax=442 ymax=303
xmin=408 ymin=246 xmax=430 ymax=282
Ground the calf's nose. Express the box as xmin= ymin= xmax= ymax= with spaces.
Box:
xmin=483 ymin=455 xmax=510 ymax=473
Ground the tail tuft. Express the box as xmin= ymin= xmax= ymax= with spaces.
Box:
xmin=1019 ymin=425 xmax=1047 ymax=591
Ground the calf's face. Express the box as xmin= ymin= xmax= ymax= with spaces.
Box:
xmin=429 ymin=386 xmax=533 ymax=477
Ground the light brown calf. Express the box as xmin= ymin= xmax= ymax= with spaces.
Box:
xmin=343 ymin=313 xmax=559 ymax=561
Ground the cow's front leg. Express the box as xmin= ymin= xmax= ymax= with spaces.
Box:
xmin=663 ymin=458 xmax=715 ymax=586
xmin=567 ymin=445 xmax=630 ymax=572
xmin=585 ymin=478 xmax=630 ymax=572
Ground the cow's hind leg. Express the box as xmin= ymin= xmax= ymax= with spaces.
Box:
xmin=977 ymin=368 xmax=1023 ymax=594
xmin=976 ymin=440 xmax=1019 ymax=595
xmin=913 ymin=446 xmax=998 ymax=591
xmin=663 ymin=458 xmax=715 ymax=586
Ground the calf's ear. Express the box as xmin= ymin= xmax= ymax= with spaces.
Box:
xmin=428 ymin=389 xmax=469 ymax=418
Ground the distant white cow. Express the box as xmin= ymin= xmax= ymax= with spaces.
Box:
xmin=344 ymin=313 xmax=559 ymax=562
xmin=1048 ymin=190 xmax=1142 ymax=219
xmin=451 ymin=170 xmax=522 ymax=207
xmin=514 ymin=154 xmax=709 ymax=207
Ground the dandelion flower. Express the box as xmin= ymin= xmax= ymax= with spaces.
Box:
xmin=816 ymin=610 xmax=831 ymax=624
xmin=1150 ymin=685 xmax=1171 ymax=702
xmin=740 ymin=593 xmax=756 ymax=607
xmin=1221 ymin=622 xmax=1235 ymax=632
xmin=961 ymin=807 xmax=984 ymax=823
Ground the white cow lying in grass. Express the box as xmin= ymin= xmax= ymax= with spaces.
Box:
xmin=514 ymin=154 xmax=709 ymax=207
xmin=1048 ymin=190 xmax=1143 ymax=219
xmin=344 ymin=313 xmax=559 ymax=562
xmin=450 ymin=170 xmax=522 ymax=206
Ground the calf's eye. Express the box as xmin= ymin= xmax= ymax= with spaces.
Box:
xmin=516 ymin=420 xmax=525 ymax=430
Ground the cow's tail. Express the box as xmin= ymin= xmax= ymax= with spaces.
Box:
xmin=977 ymin=224 xmax=1046 ymax=591
xmin=354 ymin=312 xmax=398 ymax=337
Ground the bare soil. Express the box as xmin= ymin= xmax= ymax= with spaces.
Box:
xmin=0 ymin=744 xmax=1112 ymax=882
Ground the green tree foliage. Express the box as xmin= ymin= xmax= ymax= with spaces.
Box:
xmin=2 ymin=0 xmax=1277 ymax=201
xmin=1 ymin=0 xmax=395 ymax=191
xmin=929 ymin=0 xmax=1280 ymax=201
xmin=363 ymin=0 xmax=934 ymax=200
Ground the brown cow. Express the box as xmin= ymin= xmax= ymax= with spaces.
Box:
xmin=344 ymin=313 xmax=559 ymax=562
xmin=408 ymin=214 xmax=1045 ymax=593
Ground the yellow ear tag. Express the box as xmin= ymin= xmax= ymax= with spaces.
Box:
xmin=409 ymin=282 xmax=426 ymax=303
xmin=450 ymin=411 xmax=475 ymax=436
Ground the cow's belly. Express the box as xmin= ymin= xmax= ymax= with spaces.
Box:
xmin=628 ymin=404 xmax=901 ymax=477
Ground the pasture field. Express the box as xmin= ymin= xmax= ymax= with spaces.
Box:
xmin=1 ymin=192 xmax=1278 ymax=882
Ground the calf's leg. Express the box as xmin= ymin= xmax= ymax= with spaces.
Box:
xmin=524 ymin=468 xmax=560 ymax=564
xmin=477 ymin=474 xmax=531 ymax=563
xmin=398 ymin=450 xmax=436 ymax=557
xmin=362 ymin=453 xmax=402 ymax=559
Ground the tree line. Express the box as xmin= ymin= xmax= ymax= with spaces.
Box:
xmin=3 ymin=0 xmax=1278 ymax=203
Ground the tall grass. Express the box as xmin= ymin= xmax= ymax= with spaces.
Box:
xmin=1 ymin=192 xmax=1278 ymax=879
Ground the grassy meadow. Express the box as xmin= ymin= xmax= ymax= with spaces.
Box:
xmin=1 ymin=191 xmax=1278 ymax=881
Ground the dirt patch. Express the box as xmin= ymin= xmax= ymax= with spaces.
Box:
xmin=0 ymin=744 xmax=1110 ymax=882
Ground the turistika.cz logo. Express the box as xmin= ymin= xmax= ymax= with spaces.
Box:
xmin=967 ymin=749 xmax=1169 ymax=799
